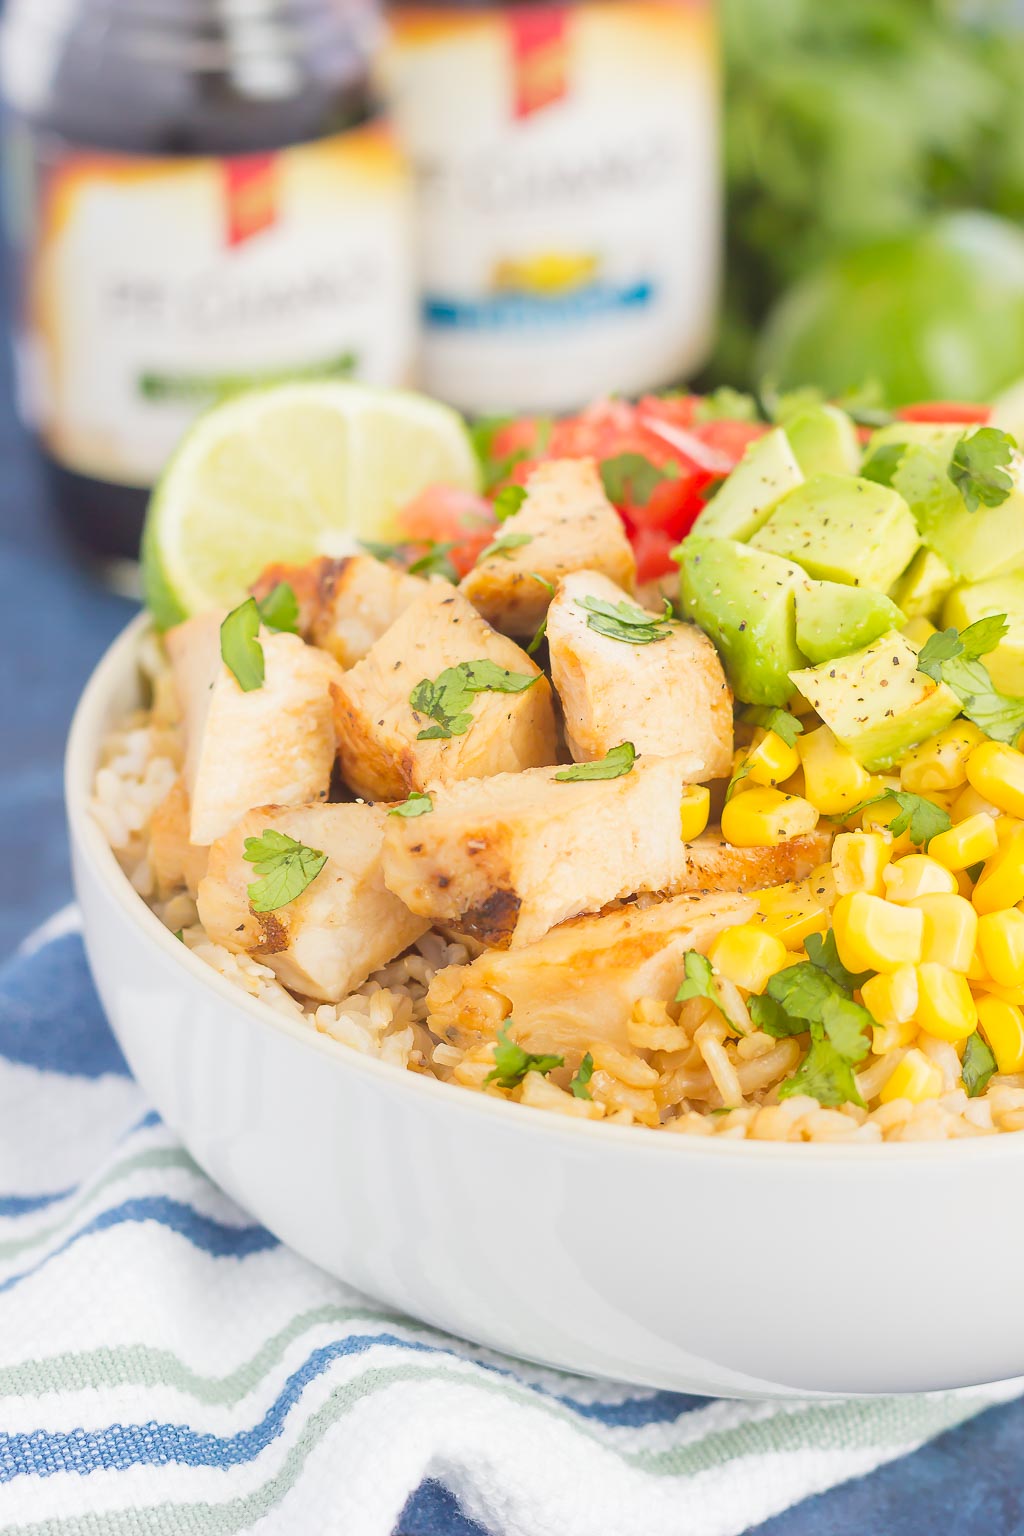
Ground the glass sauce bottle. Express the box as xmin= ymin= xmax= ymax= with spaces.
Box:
xmin=1 ymin=0 xmax=415 ymax=566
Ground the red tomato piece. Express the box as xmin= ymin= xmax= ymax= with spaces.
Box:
xmin=631 ymin=525 xmax=679 ymax=584
xmin=397 ymin=484 xmax=496 ymax=577
xmin=896 ymin=401 xmax=991 ymax=425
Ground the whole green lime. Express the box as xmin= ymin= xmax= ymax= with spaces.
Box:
xmin=756 ymin=213 xmax=1024 ymax=406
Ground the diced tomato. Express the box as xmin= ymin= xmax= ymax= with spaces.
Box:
xmin=896 ymin=401 xmax=991 ymax=425
xmin=689 ymin=416 xmax=767 ymax=461
xmin=397 ymin=484 xmax=496 ymax=577
xmin=488 ymin=417 xmax=549 ymax=466
xmin=631 ymin=525 xmax=679 ymax=585
xmin=635 ymin=394 xmax=702 ymax=430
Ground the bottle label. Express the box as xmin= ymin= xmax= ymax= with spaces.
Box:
xmin=10 ymin=123 xmax=415 ymax=486
xmin=385 ymin=1 xmax=720 ymax=415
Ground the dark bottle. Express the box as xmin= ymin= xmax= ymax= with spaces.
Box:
xmin=1 ymin=0 xmax=415 ymax=567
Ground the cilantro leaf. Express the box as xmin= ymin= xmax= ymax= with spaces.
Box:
xmin=765 ymin=962 xmax=849 ymax=1023
xmin=174 ymin=928 xmax=185 ymax=943
xmin=256 ymin=581 xmax=300 ymax=635
xmin=962 ymin=1031 xmax=997 ymax=1098
xmin=676 ymin=950 xmax=743 ymax=1034
xmin=577 ymin=595 xmax=675 ymax=646
xmin=361 ymin=539 xmax=404 ymax=562
xmin=777 ymin=1034 xmax=865 ymax=1109
xmin=742 ymin=706 xmax=804 ymax=749
xmin=805 ymin=929 xmax=870 ymax=991
xmin=917 ymin=618 xmax=1024 ymax=747
xmin=694 ymin=387 xmax=760 ymax=423
xmin=960 ymin=615 xmax=1011 ymax=660
xmin=748 ymin=992 xmax=805 ymax=1038
xmin=843 ymin=788 xmax=951 ymax=847
xmin=570 ymin=1053 xmax=595 ymax=1100
xmin=388 ymin=792 xmax=433 ymax=819
xmin=408 ymin=541 xmax=460 ymax=584
xmin=410 ymin=659 xmax=539 ymax=741
xmin=493 ymin=484 xmax=528 ymax=522
xmin=555 ymin=742 xmax=636 ymax=782
xmin=485 ymin=1024 xmax=563 ymax=1089
xmin=860 ymin=441 xmax=907 ymax=488
xmin=819 ymin=994 xmax=873 ymax=1065
xmin=476 ymin=531 xmax=533 ymax=564
xmin=526 ymin=573 xmax=555 ymax=657
xmin=948 ymin=427 xmax=1017 ymax=513
xmin=725 ymin=759 xmax=752 ymax=804
xmin=916 ymin=626 xmax=966 ymax=681
xmin=600 ymin=453 xmax=679 ymax=508
xmin=243 ymin=828 xmax=327 ymax=913
xmin=220 ymin=598 xmax=264 ymax=692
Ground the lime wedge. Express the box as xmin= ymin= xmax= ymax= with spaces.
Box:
xmin=141 ymin=381 xmax=481 ymax=629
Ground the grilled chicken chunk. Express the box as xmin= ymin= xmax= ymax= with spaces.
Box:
xmin=167 ymin=612 xmax=343 ymax=847
xmin=148 ymin=777 xmax=210 ymax=897
xmin=427 ymin=891 xmax=755 ymax=1058
xmin=382 ymin=753 xmax=708 ymax=949
xmin=253 ymin=555 xmax=431 ymax=669
xmin=460 ymin=458 xmax=636 ymax=636
xmin=547 ymin=571 xmax=734 ymax=778
xmin=332 ymin=586 xmax=559 ymax=803
xmin=678 ymin=829 xmax=833 ymax=893
xmin=197 ymin=803 xmax=429 ymax=1004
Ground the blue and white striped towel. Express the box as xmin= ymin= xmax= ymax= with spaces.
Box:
xmin=3 ymin=912 xmax=1023 ymax=1536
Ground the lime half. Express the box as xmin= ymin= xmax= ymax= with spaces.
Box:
xmin=141 ymin=381 xmax=481 ymax=629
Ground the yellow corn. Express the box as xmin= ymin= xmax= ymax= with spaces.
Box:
xmin=720 ymin=785 xmax=819 ymax=848
xmin=831 ymin=831 xmax=892 ymax=897
xmin=879 ymin=1047 xmax=944 ymax=1105
xmin=996 ymin=815 xmax=1024 ymax=845
xmin=882 ymin=854 xmax=958 ymax=903
xmin=680 ymin=785 xmax=711 ymax=843
xmin=709 ymin=924 xmax=789 ymax=995
xmin=976 ymin=994 xmax=1024 ymax=1074
xmin=966 ymin=741 xmax=1024 ymax=819
xmin=976 ymin=907 xmax=1024 ymax=987
xmin=972 ymin=825 xmax=1024 ymax=915
xmin=927 ymin=812 xmax=999 ymax=873
xmin=899 ymin=722 xmax=986 ymax=794
xmin=915 ymin=962 xmax=979 ymax=1043
xmin=833 ymin=892 xmax=924 ymax=974
xmin=743 ymin=729 xmax=801 ymax=789
xmin=967 ymin=946 xmax=991 ymax=983
xmin=859 ymin=799 xmax=914 ymax=858
xmin=908 ymin=893 xmax=978 ymax=971
xmin=753 ymin=875 xmax=831 ymax=950
xmin=862 ymin=967 xmax=919 ymax=1058
xmin=951 ymin=784 xmax=1000 ymax=824
xmin=796 ymin=726 xmax=877 ymax=816
xmin=955 ymin=869 xmax=976 ymax=899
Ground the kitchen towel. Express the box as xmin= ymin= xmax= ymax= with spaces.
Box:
xmin=2 ymin=914 xmax=1022 ymax=1536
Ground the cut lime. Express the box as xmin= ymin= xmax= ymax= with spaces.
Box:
xmin=141 ymin=381 xmax=481 ymax=629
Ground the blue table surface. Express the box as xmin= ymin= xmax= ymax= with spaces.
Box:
xmin=2 ymin=287 xmax=1024 ymax=1536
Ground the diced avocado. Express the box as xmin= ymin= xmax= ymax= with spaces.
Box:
xmin=866 ymin=422 xmax=964 ymax=456
xmin=749 ymin=473 xmax=920 ymax=590
xmin=890 ymin=547 xmax=955 ymax=621
xmin=679 ymin=537 xmax=808 ymax=707
xmin=944 ymin=573 xmax=1024 ymax=695
xmin=794 ymin=581 xmax=904 ymax=665
xmin=790 ymin=630 xmax=962 ymax=772
xmin=785 ymin=405 xmax=860 ymax=477
xmin=690 ymin=427 xmax=803 ymax=543
xmin=894 ymin=443 xmax=1024 ymax=582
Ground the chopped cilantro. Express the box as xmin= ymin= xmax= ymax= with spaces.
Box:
xmin=676 ymin=950 xmax=743 ymax=1034
xmin=962 ymin=1031 xmax=997 ymax=1098
xmin=493 ymin=484 xmax=528 ymax=522
xmin=948 ymin=427 xmax=1017 ymax=513
xmin=408 ymin=541 xmax=460 ymax=584
xmin=577 ymin=594 xmax=675 ymax=646
xmin=725 ymin=759 xmax=752 ymax=803
xmin=243 ymin=829 xmax=327 ymax=914
xmin=917 ymin=617 xmax=1024 ymax=746
xmin=526 ymin=573 xmax=555 ymax=657
xmin=410 ymin=659 xmax=539 ymax=741
xmin=765 ymin=961 xmax=849 ymax=1023
xmin=805 ymin=929 xmax=870 ymax=991
xmin=174 ymin=928 xmax=185 ymax=943
xmin=361 ymin=539 xmax=404 ymax=562
xmin=570 ymin=1053 xmax=595 ymax=1100
xmin=555 ymin=742 xmax=636 ymax=782
xmin=742 ymin=706 xmax=804 ymax=749
xmin=485 ymin=1024 xmax=563 ymax=1089
xmin=220 ymin=598 xmax=264 ymax=692
xmin=476 ymin=531 xmax=533 ymax=563
xmin=599 ymin=453 xmax=679 ymax=508
xmin=760 ymin=953 xmax=874 ymax=1108
xmin=256 ymin=581 xmax=300 ymax=635
xmin=777 ymin=1033 xmax=866 ymax=1109
xmin=388 ymin=792 xmax=433 ymax=819
xmin=860 ymin=441 xmax=907 ymax=488
xmin=843 ymin=788 xmax=951 ymax=847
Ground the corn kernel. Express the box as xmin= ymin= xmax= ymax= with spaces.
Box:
xmin=754 ymin=874 xmax=831 ymax=949
xmin=952 ymin=784 xmax=1000 ymax=823
xmin=976 ymin=907 xmax=1024 ymax=988
xmin=831 ymin=831 xmax=892 ymax=897
xmin=833 ymin=892 xmax=924 ymax=974
xmin=996 ymin=815 xmax=1024 ymax=846
xmin=972 ymin=826 xmax=1024 ymax=915
xmin=680 ymin=785 xmax=711 ymax=843
xmin=862 ymin=966 xmax=918 ymax=1028
xmin=967 ymin=946 xmax=991 ymax=983
xmin=871 ymin=1018 xmax=920 ymax=1054
xmin=966 ymin=741 xmax=1024 ymax=819
xmin=720 ymin=785 xmax=819 ymax=848
xmin=859 ymin=800 xmax=914 ymax=858
xmin=908 ymin=893 xmax=978 ymax=971
xmin=899 ymin=722 xmax=986 ymax=794
xmin=882 ymin=854 xmax=958 ymax=903
xmin=976 ymin=994 xmax=1024 ymax=1074
xmin=915 ymin=962 xmax=978 ymax=1043
xmin=927 ymin=812 xmax=999 ymax=873
xmin=709 ymin=925 xmax=789 ymax=995
xmin=796 ymin=726 xmax=876 ymax=816
xmin=956 ymin=869 xmax=975 ymax=899
xmin=743 ymin=729 xmax=801 ymax=789
xmin=879 ymin=1047 xmax=944 ymax=1105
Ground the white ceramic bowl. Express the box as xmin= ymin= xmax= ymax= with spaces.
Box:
xmin=67 ymin=615 xmax=1024 ymax=1399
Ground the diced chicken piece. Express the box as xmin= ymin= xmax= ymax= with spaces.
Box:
xmin=251 ymin=555 xmax=431 ymax=668
xmin=250 ymin=558 xmax=335 ymax=639
xmin=382 ymin=754 xmax=708 ymax=949
xmin=148 ymin=778 xmax=210 ymax=897
xmin=197 ymin=803 xmax=428 ymax=1004
xmin=547 ymin=571 xmax=734 ymax=778
xmin=332 ymin=586 xmax=558 ymax=802
xmin=460 ymin=458 xmax=636 ymax=636
xmin=167 ymin=612 xmax=343 ymax=847
xmin=427 ymin=891 xmax=755 ymax=1058
xmin=677 ymin=828 xmax=834 ymax=893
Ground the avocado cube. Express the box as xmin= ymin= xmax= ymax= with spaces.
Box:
xmin=944 ymin=573 xmax=1024 ymax=695
xmin=866 ymin=422 xmax=964 ymax=456
xmin=785 ymin=405 xmax=861 ymax=477
xmin=795 ymin=581 xmax=904 ymax=665
xmin=790 ymin=631 xmax=962 ymax=772
xmin=679 ymin=536 xmax=808 ymax=707
xmin=691 ymin=427 xmax=803 ymax=543
xmin=750 ymin=474 xmax=920 ymax=590
xmin=894 ymin=443 xmax=1024 ymax=582
xmin=890 ymin=547 xmax=955 ymax=621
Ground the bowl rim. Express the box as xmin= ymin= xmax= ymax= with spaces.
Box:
xmin=66 ymin=610 xmax=1024 ymax=1165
